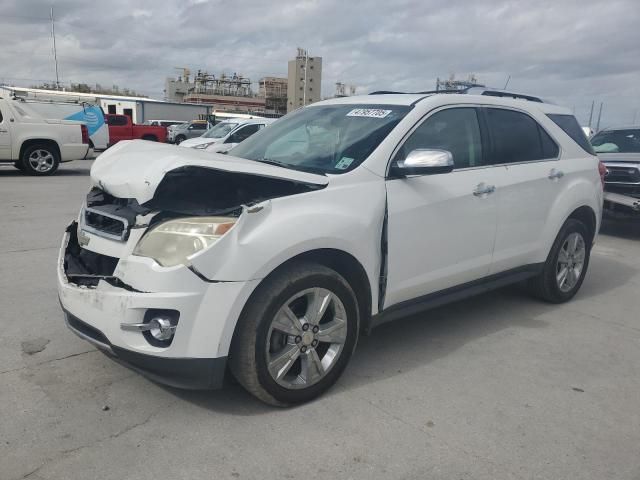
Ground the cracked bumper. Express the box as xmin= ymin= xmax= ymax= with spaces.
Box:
xmin=57 ymin=226 xmax=261 ymax=389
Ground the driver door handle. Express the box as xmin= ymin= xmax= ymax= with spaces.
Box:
xmin=473 ymin=183 xmax=496 ymax=197
xmin=548 ymin=168 xmax=564 ymax=180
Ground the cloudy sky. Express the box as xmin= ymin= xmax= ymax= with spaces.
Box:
xmin=1 ymin=0 xmax=639 ymax=126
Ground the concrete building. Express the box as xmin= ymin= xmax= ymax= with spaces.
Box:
xmin=287 ymin=48 xmax=322 ymax=112
xmin=259 ymin=77 xmax=288 ymax=115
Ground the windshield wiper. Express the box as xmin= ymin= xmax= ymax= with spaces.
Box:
xmin=255 ymin=158 xmax=327 ymax=175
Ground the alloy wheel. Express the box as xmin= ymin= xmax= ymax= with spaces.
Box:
xmin=265 ymin=287 xmax=348 ymax=390
xmin=28 ymin=149 xmax=55 ymax=173
xmin=556 ymin=232 xmax=586 ymax=293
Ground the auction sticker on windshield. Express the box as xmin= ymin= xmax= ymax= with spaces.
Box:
xmin=346 ymin=108 xmax=392 ymax=118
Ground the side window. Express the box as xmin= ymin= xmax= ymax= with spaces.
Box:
xmin=0 ymin=108 xmax=3 ymax=123
xmin=547 ymin=114 xmax=595 ymax=155
xmin=106 ymin=115 xmax=127 ymax=126
xmin=486 ymin=108 xmax=558 ymax=164
xmin=398 ymin=108 xmax=483 ymax=169
xmin=227 ymin=124 xmax=261 ymax=143
xmin=192 ymin=123 xmax=207 ymax=130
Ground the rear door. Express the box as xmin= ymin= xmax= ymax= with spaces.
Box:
xmin=0 ymin=105 xmax=11 ymax=159
xmin=484 ymin=107 xmax=562 ymax=274
xmin=384 ymin=106 xmax=499 ymax=307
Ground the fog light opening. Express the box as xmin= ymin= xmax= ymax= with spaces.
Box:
xmin=143 ymin=309 xmax=179 ymax=347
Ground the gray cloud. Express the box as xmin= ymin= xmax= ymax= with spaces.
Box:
xmin=1 ymin=0 xmax=639 ymax=126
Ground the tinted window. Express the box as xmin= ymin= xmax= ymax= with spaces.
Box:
xmin=591 ymin=129 xmax=640 ymax=154
xmin=191 ymin=123 xmax=207 ymax=130
xmin=547 ymin=114 xmax=595 ymax=155
xmin=107 ymin=115 xmax=128 ymax=126
xmin=227 ymin=124 xmax=261 ymax=143
xmin=486 ymin=108 xmax=558 ymax=163
xmin=397 ymin=108 xmax=483 ymax=168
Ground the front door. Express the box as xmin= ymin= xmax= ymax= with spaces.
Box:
xmin=0 ymin=106 xmax=11 ymax=160
xmin=384 ymin=107 xmax=498 ymax=308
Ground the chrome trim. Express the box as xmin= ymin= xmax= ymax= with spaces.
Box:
xmin=81 ymin=206 xmax=129 ymax=242
xmin=120 ymin=322 xmax=154 ymax=332
xmin=64 ymin=316 xmax=113 ymax=354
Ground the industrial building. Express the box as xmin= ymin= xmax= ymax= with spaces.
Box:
xmin=287 ymin=48 xmax=322 ymax=112
xmin=259 ymin=76 xmax=288 ymax=115
xmin=164 ymin=69 xmax=266 ymax=113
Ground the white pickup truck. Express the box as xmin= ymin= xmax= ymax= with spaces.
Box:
xmin=0 ymin=95 xmax=90 ymax=175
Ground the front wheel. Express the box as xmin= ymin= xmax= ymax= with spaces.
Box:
xmin=229 ymin=262 xmax=360 ymax=406
xmin=174 ymin=135 xmax=186 ymax=145
xmin=527 ymin=218 xmax=591 ymax=303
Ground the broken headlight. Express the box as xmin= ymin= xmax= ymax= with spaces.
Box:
xmin=133 ymin=217 xmax=236 ymax=267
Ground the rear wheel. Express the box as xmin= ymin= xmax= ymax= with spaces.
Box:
xmin=528 ymin=219 xmax=591 ymax=303
xmin=229 ymin=262 xmax=360 ymax=406
xmin=21 ymin=144 xmax=60 ymax=176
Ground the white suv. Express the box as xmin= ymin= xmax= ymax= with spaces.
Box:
xmin=58 ymin=90 xmax=603 ymax=406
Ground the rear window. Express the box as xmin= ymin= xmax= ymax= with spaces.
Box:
xmin=547 ymin=114 xmax=595 ymax=155
xmin=590 ymin=128 xmax=640 ymax=154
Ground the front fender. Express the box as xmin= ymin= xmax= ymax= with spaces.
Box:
xmin=189 ymin=178 xmax=387 ymax=308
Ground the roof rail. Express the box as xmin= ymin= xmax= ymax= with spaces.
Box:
xmin=368 ymin=87 xmax=544 ymax=103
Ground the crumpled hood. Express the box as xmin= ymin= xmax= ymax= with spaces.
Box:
xmin=90 ymin=140 xmax=328 ymax=204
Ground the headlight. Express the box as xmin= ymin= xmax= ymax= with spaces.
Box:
xmin=133 ymin=217 xmax=237 ymax=267
xmin=193 ymin=141 xmax=217 ymax=149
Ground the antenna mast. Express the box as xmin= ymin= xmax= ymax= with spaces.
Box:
xmin=50 ymin=6 xmax=60 ymax=90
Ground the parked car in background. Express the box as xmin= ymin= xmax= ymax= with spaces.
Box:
xmin=144 ymin=119 xmax=186 ymax=128
xmin=104 ymin=114 xmax=167 ymax=146
xmin=0 ymin=95 xmax=90 ymax=175
xmin=58 ymin=89 xmax=602 ymax=405
xmin=591 ymin=126 xmax=640 ymax=215
xmin=167 ymin=119 xmax=209 ymax=144
xmin=179 ymin=118 xmax=275 ymax=149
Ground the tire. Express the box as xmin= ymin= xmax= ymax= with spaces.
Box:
xmin=527 ymin=219 xmax=591 ymax=303
xmin=229 ymin=261 xmax=360 ymax=406
xmin=13 ymin=161 xmax=25 ymax=171
xmin=174 ymin=135 xmax=186 ymax=145
xmin=21 ymin=144 xmax=60 ymax=176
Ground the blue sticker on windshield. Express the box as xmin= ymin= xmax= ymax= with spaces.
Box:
xmin=335 ymin=157 xmax=354 ymax=170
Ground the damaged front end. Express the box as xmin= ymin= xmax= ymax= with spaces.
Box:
xmin=63 ymin=161 xmax=326 ymax=289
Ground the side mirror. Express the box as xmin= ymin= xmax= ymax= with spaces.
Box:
xmin=391 ymin=149 xmax=454 ymax=177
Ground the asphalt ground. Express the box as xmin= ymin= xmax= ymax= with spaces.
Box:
xmin=1 ymin=160 xmax=639 ymax=480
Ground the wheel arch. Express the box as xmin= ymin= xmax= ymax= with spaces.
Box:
xmin=19 ymin=138 xmax=61 ymax=162
xmin=227 ymin=248 xmax=373 ymax=355
xmin=567 ymin=205 xmax=597 ymax=245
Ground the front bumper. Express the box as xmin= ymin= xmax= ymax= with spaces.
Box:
xmin=64 ymin=310 xmax=227 ymax=389
xmin=57 ymin=223 xmax=260 ymax=389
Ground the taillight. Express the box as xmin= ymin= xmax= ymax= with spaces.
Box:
xmin=81 ymin=124 xmax=89 ymax=145
xmin=598 ymin=161 xmax=607 ymax=188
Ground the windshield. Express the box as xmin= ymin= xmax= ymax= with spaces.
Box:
xmin=591 ymin=129 xmax=640 ymax=153
xmin=202 ymin=122 xmax=239 ymax=139
xmin=229 ymin=104 xmax=411 ymax=174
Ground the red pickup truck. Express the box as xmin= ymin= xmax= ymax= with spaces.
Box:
xmin=104 ymin=114 xmax=167 ymax=146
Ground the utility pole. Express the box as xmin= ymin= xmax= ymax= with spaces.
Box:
xmin=302 ymin=49 xmax=308 ymax=107
xmin=596 ymin=102 xmax=604 ymax=132
xmin=587 ymin=100 xmax=595 ymax=128
xmin=50 ymin=6 xmax=60 ymax=90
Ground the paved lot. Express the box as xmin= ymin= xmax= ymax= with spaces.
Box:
xmin=1 ymin=160 xmax=639 ymax=480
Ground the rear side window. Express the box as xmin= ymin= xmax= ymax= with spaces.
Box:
xmin=107 ymin=115 xmax=128 ymax=126
xmin=547 ymin=114 xmax=595 ymax=155
xmin=486 ymin=108 xmax=559 ymax=164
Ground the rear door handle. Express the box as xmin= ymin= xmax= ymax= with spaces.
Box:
xmin=548 ymin=168 xmax=564 ymax=180
xmin=473 ymin=183 xmax=496 ymax=197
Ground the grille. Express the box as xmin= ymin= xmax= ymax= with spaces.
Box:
xmin=605 ymin=166 xmax=640 ymax=184
xmin=83 ymin=207 xmax=129 ymax=241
